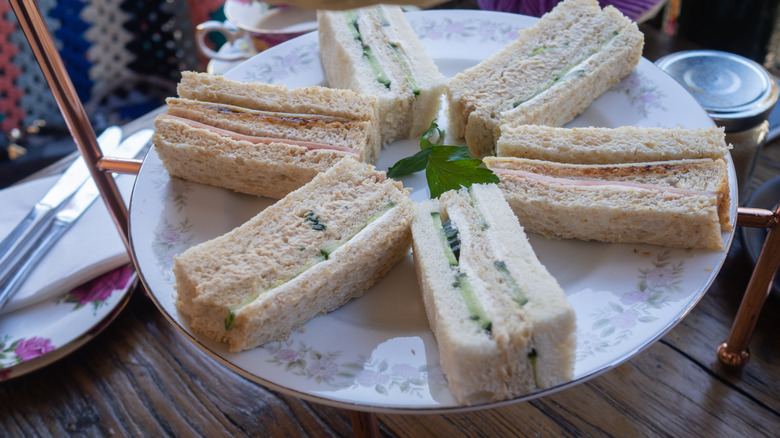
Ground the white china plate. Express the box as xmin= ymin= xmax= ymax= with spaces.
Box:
xmin=130 ymin=10 xmax=737 ymax=413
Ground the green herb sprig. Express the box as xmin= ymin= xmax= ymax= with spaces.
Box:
xmin=387 ymin=121 xmax=499 ymax=198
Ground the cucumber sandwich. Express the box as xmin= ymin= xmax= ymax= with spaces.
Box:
xmin=447 ymin=0 xmax=644 ymax=158
xmin=174 ymin=158 xmax=413 ymax=352
xmin=411 ymin=183 xmax=576 ymax=405
xmin=318 ymin=5 xmax=447 ymax=145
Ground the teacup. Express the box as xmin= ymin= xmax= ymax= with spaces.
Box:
xmin=196 ymin=0 xmax=317 ymax=61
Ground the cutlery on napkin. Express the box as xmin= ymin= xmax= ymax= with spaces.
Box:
xmin=0 ymin=128 xmax=154 ymax=315
xmin=0 ymin=127 xmax=122 ymax=271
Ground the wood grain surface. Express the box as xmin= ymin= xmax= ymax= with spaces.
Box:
xmin=2 ymin=19 xmax=780 ymax=438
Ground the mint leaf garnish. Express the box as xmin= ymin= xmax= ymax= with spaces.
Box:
xmin=386 ymin=120 xmax=499 ymax=198
xmin=387 ymin=148 xmax=431 ymax=177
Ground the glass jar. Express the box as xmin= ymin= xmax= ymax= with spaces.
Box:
xmin=656 ymin=50 xmax=779 ymax=203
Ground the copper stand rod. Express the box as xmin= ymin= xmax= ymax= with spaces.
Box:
xmin=736 ymin=206 xmax=778 ymax=228
xmin=99 ymin=157 xmax=143 ymax=175
xmin=717 ymin=205 xmax=780 ymax=366
xmin=9 ymin=0 xmax=131 ymax=252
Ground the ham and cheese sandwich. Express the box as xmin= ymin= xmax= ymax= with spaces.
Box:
xmin=447 ymin=0 xmax=644 ymax=158
xmin=484 ymin=157 xmax=730 ymax=250
xmin=174 ymin=158 xmax=413 ymax=352
xmin=153 ymin=72 xmax=381 ymax=199
xmin=412 ymin=183 xmax=575 ymax=405
xmin=318 ymin=5 xmax=447 ymax=145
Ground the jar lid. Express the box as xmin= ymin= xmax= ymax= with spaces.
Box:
xmin=656 ymin=50 xmax=778 ymax=132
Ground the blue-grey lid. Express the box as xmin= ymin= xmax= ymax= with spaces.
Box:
xmin=656 ymin=50 xmax=778 ymax=132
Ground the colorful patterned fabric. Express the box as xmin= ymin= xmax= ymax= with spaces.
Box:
xmin=0 ymin=0 xmax=221 ymax=137
xmin=1 ymin=0 xmax=28 ymax=133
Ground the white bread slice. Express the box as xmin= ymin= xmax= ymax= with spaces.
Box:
xmin=176 ymin=71 xmax=382 ymax=163
xmin=447 ymin=0 xmax=644 ymax=157
xmin=484 ymin=156 xmax=732 ymax=230
xmin=497 ymin=125 xmax=731 ymax=164
xmin=318 ymin=5 xmax=447 ymax=145
xmin=412 ymin=184 xmax=575 ymax=405
xmin=174 ymin=158 xmax=413 ymax=352
xmin=488 ymin=166 xmax=724 ymax=250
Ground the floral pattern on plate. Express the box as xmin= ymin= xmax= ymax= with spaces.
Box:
xmin=131 ymin=10 xmax=735 ymax=411
xmin=576 ymin=252 xmax=685 ymax=361
xmin=58 ymin=264 xmax=135 ymax=314
xmin=0 ymin=336 xmax=56 ymax=368
xmin=613 ymin=71 xmax=668 ymax=117
xmin=0 ymin=265 xmax=136 ymax=380
xmin=263 ymin=338 xmax=441 ymax=398
xmin=409 ymin=15 xmax=521 ymax=44
xmin=240 ymin=42 xmax=318 ymax=84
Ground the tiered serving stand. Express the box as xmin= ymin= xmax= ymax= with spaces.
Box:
xmin=9 ymin=0 xmax=778 ymax=435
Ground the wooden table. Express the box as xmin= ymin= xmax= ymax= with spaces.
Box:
xmin=2 ymin=21 xmax=780 ymax=437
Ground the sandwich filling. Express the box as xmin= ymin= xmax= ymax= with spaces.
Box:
xmin=490 ymin=167 xmax=720 ymax=201
xmin=164 ymin=98 xmax=366 ymax=158
xmin=413 ymin=184 xmax=576 ymax=403
xmin=511 ymin=30 xmax=621 ymax=108
xmin=224 ymin=201 xmax=398 ymax=330
xmin=344 ymin=7 xmax=420 ymax=95
xmin=431 ymin=210 xmax=493 ymax=333
xmin=158 ymin=114 xmax=361 ymax=158
xmin=432 ymin=187 xmax=530 ymax=336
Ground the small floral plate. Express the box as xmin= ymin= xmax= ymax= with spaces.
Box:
xmin=0 ymin=173 xmax=138 ymax=380
xmin=130 ymin=10 xmax=737 ymax=412
xmin=0 ymin=265 xmax=136 ymax=381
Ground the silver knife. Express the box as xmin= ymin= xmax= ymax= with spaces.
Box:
xmin=0 ymin=126 xmax=122 ymax=268
xmin=0 ymin=128 xmax=153 ymax=312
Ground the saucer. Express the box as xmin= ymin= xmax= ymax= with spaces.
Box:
xmin=207 ymin=37 xmax=257 ymax=75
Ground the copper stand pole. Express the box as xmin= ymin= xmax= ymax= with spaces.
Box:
xmin=9 ymin=0 xmax=133 ymax=251
xmin=717 ymin=205 xmax=780 ymax=366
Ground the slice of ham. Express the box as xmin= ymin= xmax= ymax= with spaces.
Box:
xmin=158 ymin=114 xmax=362 ymax=159
xmin=490 ymin=167 xmax=719 ymax=199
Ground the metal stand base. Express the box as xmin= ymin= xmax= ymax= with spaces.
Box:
xmin=718 ymin=206 xmax=780 ymax=366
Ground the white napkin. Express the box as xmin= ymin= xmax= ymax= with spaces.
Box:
xmin=0 ymin=173 xmax=134 ymax=315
